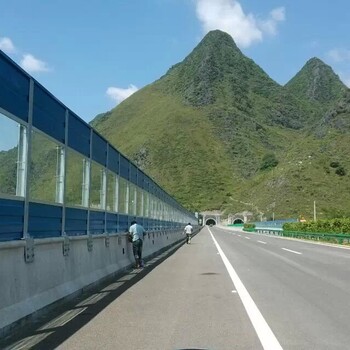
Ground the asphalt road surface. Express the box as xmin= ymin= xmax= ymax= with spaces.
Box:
xmin=4 ymin=226 xmax=350 ymax=350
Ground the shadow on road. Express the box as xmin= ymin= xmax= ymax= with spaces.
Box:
xmin=1 ymin=240 xmax=186 ymax=350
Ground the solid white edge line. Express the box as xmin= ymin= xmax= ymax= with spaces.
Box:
xmin=209 ymin=228 xmax=283 ymax=350
xmin=282 ymin=248 xmax=302 ymax=255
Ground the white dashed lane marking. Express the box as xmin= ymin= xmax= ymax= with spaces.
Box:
xmin=282 ymin=248 xmax=302 ymax=255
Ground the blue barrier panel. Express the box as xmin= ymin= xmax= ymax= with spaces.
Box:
xmin=254 ymin=219 xmax=297 ymax=229
xmin=33 ymin=83 xmax=66 ymax=143
xmin=92 ymin=131 xmax=107 ymax=166
xmin=118 ymin=214 xmax=129 ymax=232
xmin=137 ymin=169 xmax=144 ymax=188
xmin=0 ymin=52 xmax=29 ymax=121
xmin=130 ymin=163 xmax=137 ymax=185
xmin=163 ymin=190 xmax=167 ymax=202
xmin=149 ymin=181 xmax=155 ymax=195
xmin=108 ymin=145 xmax=119 ymax=174
xmin=106 ymin=212 xmax=118 ymax=233
xmin=139 ymin=217 xmax=145 ymax=228
xmin=119 ymin=154 xmax=129 ymax=179
xmin=68 ymin=112 xmax=90 ymax=157
xmin=28 ymin=202 xmax=62 ymax=238
xmin=143 ymin=218 xmax=149 ymax=231
xmin=149 ymin=219 xmax=156 ymax=230
xmin=144 ymin=176 xmax=150 ymax=192
xmin=0 ymin=198 xmax=24 ymax=241
xmin=65 ymin=207 xmax=88 ymax=236
xmin=89 ymin=211 xmax=105 ymax=234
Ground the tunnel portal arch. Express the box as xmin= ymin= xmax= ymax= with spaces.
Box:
xmin=233 ymin=218 xmax=244 ymax=224
xmin=201 ymin=211 xmax=222 ymax=226
xmin=205 ymin=218 xmax=217 ymax=226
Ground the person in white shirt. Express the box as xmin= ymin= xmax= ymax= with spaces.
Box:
xmin=183 ymin=223 xmax=193 ymax=244
xmin=129 ymin=220 xmax=145 ymax=268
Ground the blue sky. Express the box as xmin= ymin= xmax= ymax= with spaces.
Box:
xmin=1 ymin=0 xmax=350 ymax=124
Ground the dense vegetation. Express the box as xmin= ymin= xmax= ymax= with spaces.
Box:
xmin=243 ymin=223 xmax=256 ymax=231
xmin=91 ymin=30 xmax=350 ymax=220
xmin=283 ymin=219 xmax=350 ymax=234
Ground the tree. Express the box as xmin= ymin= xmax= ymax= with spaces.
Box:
xmin=260 ymin=153 xmax=278 ymax=171
xmin=335 ymin=166 xmax=346 ymax=176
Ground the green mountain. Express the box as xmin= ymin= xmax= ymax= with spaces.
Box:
xmin=284 ymin=57 xmax=346 ymax=131
xmin=91 ymin=30 xmax=349 ymax=219
xmin=286 ymin=57 xmax=345 ymax=107
xmin=313 ymin=88 xmax=350 ymax=137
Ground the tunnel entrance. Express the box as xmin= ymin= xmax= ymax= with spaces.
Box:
xmin=233 ymin=219 xmax=244 ymax=225
xmin=206 ymin=219 xmax=216 ymax=226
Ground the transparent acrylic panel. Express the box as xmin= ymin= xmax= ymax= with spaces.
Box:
xmin=66 ymin=149 xmax=86 ymax=207
xmin=90 ymin=161 xmax=105 ymax=210
xmin=29 ymin=131 xmax=62 ymax=203
xmin=150 ymin=195 xmax=155 ymax=219
xmin=143 ymin=191 xmax=149 ymax=218
xmin=128 ymin=183 xmax=136 ymax=216
xmin=148 ymin=195 xmax=153 ymax=219
xmin=154 ymin=197 xmax=158 ymax=219
xmin=160 ymin=201 xmax=164 ymax=221
xmin=0 ymin=113 xmax=22 ymax=197
xmin=157 ymin=200 xmax=161 ymax=219
xmin=107 ymin=171 xmax=117 ymax=212
xmin=118 ymin=177 xmax=127 ymax=214
xmin=136 ymin=188 xmax=143 ymax=217
xmin=154 ymin=197 xmax=158 ymax=218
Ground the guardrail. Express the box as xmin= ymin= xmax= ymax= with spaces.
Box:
xmin=251 ymin=228 xmax=350 ymax=245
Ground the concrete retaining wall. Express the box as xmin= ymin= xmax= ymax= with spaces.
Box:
xmin=0 ymin=229 xmax=185 ymax=334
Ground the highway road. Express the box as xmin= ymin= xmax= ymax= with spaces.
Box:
xmin=3 ymin=226 xmax=350 ymax=349
xmin=210 ymin=226 xmax=350 ymax=350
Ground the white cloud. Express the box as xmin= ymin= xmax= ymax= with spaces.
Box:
xmin=327 ymin=49 xmax=350 ymax=63
xmin=194 ymin=0 xmax=286 ymax=48
xmin=270 ymin=7 xmax=285 ymax=22
xmin=20 ymin=54 xmax=50 ymax=73
xmin=259 ymin=7 xmax=286 ymax=36
xmin=0 ymin=37 xmax=16 ymax=54
xmin=106 ymin=85 xmax=138 ymax=104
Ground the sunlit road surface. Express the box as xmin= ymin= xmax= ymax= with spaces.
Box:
xmin=4 ymin=226 xmax=350 ymax=350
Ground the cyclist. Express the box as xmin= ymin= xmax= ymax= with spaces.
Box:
xmin=183 ymin=223 xmax=193 ymax=244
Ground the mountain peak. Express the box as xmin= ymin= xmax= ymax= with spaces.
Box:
xmin=306 ymin=57 xmax=326 ymax=65
xmin=286 ymin=57 xmax=346 ymax=104
xmin=199 ymin=30 xmax=239 ymax=48
xmin=160 ymin=29 xmax=277 ymax=107
xmin=190 ymin=30 xmax=242 ymax=61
